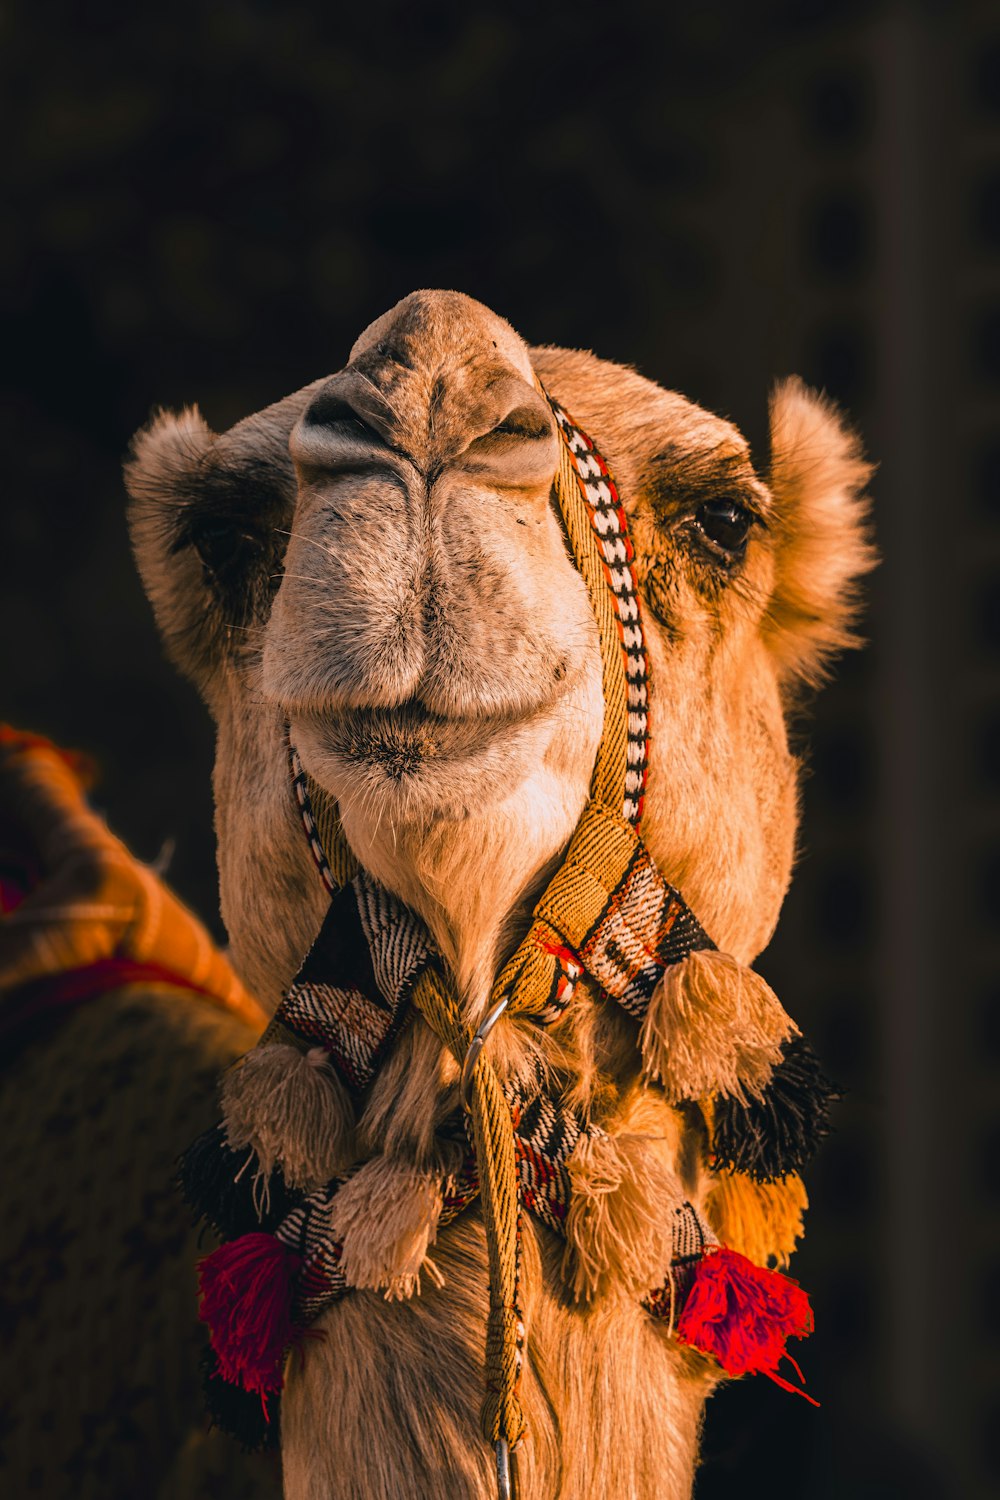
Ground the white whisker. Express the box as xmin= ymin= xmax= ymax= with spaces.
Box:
xmin=354 ymin=368 xmax=406 ymax=428
xmin=274 ymin=527 xmax=337 ymax=561
xmin=271 ymin=573 xmax=333 ymax=586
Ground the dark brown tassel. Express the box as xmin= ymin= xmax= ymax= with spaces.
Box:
xmin=177 ymin=1123 xmax=298 ymax=1239
xmin=199 ymin=1343 xmax=280 ymax=1451
xmin=711 ymin=1035 xmax=839 ymax=1183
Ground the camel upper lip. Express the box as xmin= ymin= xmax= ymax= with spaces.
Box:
xmin=304 ymin=692 xmax=553 ymax=780
xmin=330 ymin=694 xmax=532 ymax=740
xmin=367 ymin=697 xmax=443 ymax=727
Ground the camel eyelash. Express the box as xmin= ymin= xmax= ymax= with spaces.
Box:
xmin=668 ymin=498 xmax=763 ymax=569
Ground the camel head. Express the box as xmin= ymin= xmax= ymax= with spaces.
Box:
xmin=127 ymin=291 xmax=874 ymax=1500
xmin=126 ymin=289 xmax=872 ymax=1017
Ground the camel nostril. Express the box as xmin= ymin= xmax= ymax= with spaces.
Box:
xmin=371 ymin=339 xmax=416 ymax=371
xmin=302 ymin=391 xmax=375 ymax=435
xmin=553 ymin=660 xmax=567 ymax=683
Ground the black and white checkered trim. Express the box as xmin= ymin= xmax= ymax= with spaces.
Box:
xmin=550 ymin=399 xmax=650 ymax=825
xmin=289 ymin=739 xmax=337 ymax=894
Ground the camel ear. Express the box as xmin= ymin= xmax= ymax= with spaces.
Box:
xmin=126 ymin=391 xmax=305 ymax=699
xmin=125 ymin=406 xmax=224 ymax=693
xmin=765 ymin=378 xmax=876 ymax=690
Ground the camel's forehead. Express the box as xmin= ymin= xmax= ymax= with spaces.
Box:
xmin=343 ymin=292 xmax=742 ymax=450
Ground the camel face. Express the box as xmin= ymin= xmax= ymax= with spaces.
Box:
xmin=127 ymin=288 xmax=872 ymax=1014
xmin=268 ymin=292 xmax=604 ymax=846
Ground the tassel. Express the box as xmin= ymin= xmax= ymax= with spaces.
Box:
xmin=676 ymin=1246 xmax=817 ymax=1401
xmin=640 ymin=950 xmax=795 ymax=1106
xmin=704 ymin=1170 xmax=808 ymax=1270
xmin=178 ymin=1123 xmax=298 ymax=1239
xmin=563 ymin=1130 xmax=681 ymax=1301
xmin=199 ymin=1343 xmax=280 ymax=1451
xmin=711 ymin=1034 xmax=838 ymax=1183
xmin=198 ymin=1232 xmax=300 ymax=1400
xmin=222 ymin=1043 xmax=356 ymax=1192
xmin=328 ymin=1155 xmax=445 ymax=1299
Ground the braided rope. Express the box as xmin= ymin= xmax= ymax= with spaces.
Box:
xmin=410 ymin=967 xmax=527 ymax=1446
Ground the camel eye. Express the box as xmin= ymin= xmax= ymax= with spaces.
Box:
xmin=695 ymin=498 xmax=753 ymax=557
xmin=185 ymin=514 xmax=265 ymax=588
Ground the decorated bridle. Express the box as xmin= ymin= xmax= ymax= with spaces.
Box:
xmin=181 ymin=387 xmax=833 ymax=1495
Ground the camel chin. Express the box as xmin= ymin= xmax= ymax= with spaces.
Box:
xmin=126 ymin=287 xmax=874 ymax=1499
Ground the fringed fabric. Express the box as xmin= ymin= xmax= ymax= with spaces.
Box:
xmin=711 ymin=1035 xmax=839 ymax=1183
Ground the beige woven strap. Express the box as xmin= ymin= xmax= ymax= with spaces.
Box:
xmin=549 ymin=435 xmax=630 ymax=812
xmin=308 ymin=776 xmax=358 ymax=889
xmin=411 ymin=967 xmax=526 ymax=1448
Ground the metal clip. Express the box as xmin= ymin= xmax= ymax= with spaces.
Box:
xmin=460 ymin=995 xmax=510 ymax=1113
xmin=495 ymin=1438 xmax=518 ymax=1499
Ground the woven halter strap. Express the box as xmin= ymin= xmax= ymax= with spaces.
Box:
xmin=292 ymin=389 xmax=710 ymax=1012
xmin=547 ymin=393 xmax=649 ymax=822
xmin=190 ymin=389 xmax=827 ymax=1473
xmin=279 ymin=389 xmax=716 ymax=1454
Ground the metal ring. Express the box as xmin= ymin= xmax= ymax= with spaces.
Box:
xmin=460 ymin=996 xmax=510 ymax=1113
xmin=495 ymin=1438 xmax=518 ymax=1500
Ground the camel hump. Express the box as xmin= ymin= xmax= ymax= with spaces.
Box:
xmin=0 ymin=725 xmax=267 ymax=1045
xmin=0 ymin=728 xmax=277 ymax=1497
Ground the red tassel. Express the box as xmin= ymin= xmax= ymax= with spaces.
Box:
xmin=676 ymin=1246 xmax=818 ymax=1403
xmin=198 ymin=1233 xmax=301 ymax=1405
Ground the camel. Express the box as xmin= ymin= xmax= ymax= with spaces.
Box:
xmin=0 ymin=728 xmax=282 ymax=1499
xmin=126 ymin=289 xmax=873 ymax=1500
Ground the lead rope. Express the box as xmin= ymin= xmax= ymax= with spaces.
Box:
xmin=411 ymin=390 xmax=649 ymax=1489
xmin=287 ymin=389 xmax=651 ymax=1494
xmin=411 ymin=967 xmax=525 ymax=1468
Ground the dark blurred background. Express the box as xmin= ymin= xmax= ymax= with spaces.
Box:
xmin=1 ymin=0 xmax=995 ymax=1495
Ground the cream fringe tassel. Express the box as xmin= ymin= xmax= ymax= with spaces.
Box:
xmin=328 ymin=1155 xmax=447 ymax=1300
xmin=640 ymin=949 xmax=796 ymax=1105
xmin=222 ymin=1043 xmax=356 ymax=1192
xmin=563 ymin=1130 xmax=682 ymax=1301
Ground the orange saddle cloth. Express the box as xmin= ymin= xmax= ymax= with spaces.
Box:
xmin=0 ymin=724 xmax=267 ymax=1041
